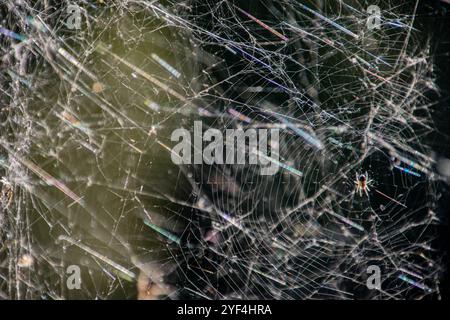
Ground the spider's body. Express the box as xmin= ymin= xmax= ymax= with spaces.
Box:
xmin=0 ymin=178 xmax=13 ymax=210
xmin=354 ymin=172 xmax=373 ymax=197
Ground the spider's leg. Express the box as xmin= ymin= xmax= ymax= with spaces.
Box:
xmin=364 ymin=188 xmax=369 ymax=197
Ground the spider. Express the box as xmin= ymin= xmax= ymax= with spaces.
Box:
xmin=1 ymin=177 xmax=13 ymax=210
xmin=354 ymin=171 xmax=373 ymax=197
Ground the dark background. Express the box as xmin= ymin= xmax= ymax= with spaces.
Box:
xmin=419 ymin=0 xmax=450 ymax=300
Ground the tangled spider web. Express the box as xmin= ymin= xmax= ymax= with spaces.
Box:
xmin=0 ymin=0 xmax=447 ymax=299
